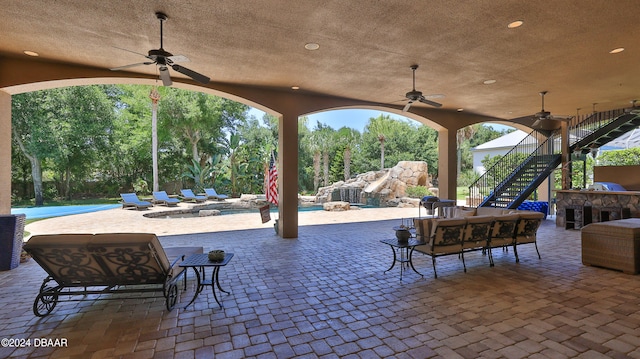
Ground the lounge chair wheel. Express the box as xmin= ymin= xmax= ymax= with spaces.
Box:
xmin=33 ymin=289 xmax=60 ymax=317
xmin=165 ymin=283 xmax=178 ymax=311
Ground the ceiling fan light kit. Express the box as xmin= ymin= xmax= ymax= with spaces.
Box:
xmin=110 ymin=12 xmax=210 ymax=86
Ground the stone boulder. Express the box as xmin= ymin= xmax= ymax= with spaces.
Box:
xmin=199 ymin=210 xmax=221 ymax=217
xmin=315 ymin=161 xmax=432 ymax=206
xmin=323 ymin=201 xmax=351 ymax=211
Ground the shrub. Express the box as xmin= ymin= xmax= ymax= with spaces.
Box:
xmin=133 ymin=179 xmax=149 ymax=194
xmin=405 ymin=185 xmax=434 ymax=198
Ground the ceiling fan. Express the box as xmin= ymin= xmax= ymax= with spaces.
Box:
xmin=110 ymin=12 xmax=210 ymax=86
xmin=402 ymin=65 xmax=442 ymax=112
xmin=530 ymin=91 xmax=572 ymax=128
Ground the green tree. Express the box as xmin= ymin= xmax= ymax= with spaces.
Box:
xmin=456 ymin=125 xmax=477 ymax=176
xmin=158 ymin=88 xmax=248 ymax=166
xmin=12 ymin=85 xmax=116 ymax=204
xmin=107 ymin=85 xmax=155 ymax=191
xmin=307 ymin=128 xmax=323 ymax=191
xmin=240 ymin=113 xmax=278 ymax=194
xmin=335 ymin=127 xmax=360 ymax=180
xmin=597 ymin=148 xmax=640 ymax=166
xmin=50 ymin=86 xmax=115 ymax=199
xmin=367 ymin=114 xmax=394 ymax=169
xmin=355 ymin=115 xmax=439 ymax=179
xmin=12 ymin=91 xmax=56 ymax=205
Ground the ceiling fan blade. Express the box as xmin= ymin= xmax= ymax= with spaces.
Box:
xmin=113 ymin=46 xmax=152 ymax=59
xmin=171 ymin=64 xmax=210 ymax=84
xmin=419 ymin=97 xmax=442 ymax=108
xmin=551 ymin=115 xmax=573 ymax=121
xmin=403 ymin=101 xmax=413 ymax=112
xmin=159 ymin=66 xmax=172 ymax=86
xmin=167 ymin=54 xmax=190 ymax=63
xmin=424 ymin=93 xmax=445 ymax=99
xmin=110 ymin=62 xmax=154 ymax=71
xmin=532 ymin=119 xmax=541 ymax=128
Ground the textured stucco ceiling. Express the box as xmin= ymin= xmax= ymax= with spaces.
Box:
xmin=2 ymin=0 xmax=639 ymax=122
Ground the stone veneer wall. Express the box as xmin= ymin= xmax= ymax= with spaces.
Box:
xmin=555 ymin=190 xmax=640 ymax=226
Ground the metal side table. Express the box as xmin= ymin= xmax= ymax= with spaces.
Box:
xmin=380 ymin=238 xmax=425 ymax=280
xmin=180 ymin=253 xmax=233 ymax=309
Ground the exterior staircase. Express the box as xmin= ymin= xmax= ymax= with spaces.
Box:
xmin=468 ymin=107 xmax=640 ymax=209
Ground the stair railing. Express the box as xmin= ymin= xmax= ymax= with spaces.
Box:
xmin=467 ymin=129 xmax=555 ymax=207
xmin=467 ymin=107 xmax=636 ymax=208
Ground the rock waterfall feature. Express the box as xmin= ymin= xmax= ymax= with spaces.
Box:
xmin=315 ymin=161 xmax=434 ymax=208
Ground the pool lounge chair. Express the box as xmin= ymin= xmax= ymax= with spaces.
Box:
xmin=23 ymin=233 xmax=203 ymax=316
xmin=203 ymin=188 xmax=229 ymax=200
xmin=180 ymin=189 xmax=207 ymax=203
xmin=152 ymin=191 xmax=181 ymax=207
xmin=120 ymin=193 xmax=152 ymax=210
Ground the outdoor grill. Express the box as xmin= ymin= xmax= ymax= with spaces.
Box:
xmin=420 ymin=196 xmax=440 ymax=215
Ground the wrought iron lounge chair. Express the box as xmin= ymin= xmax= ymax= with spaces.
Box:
xmin=180 ymin=189 xmax=207 ymax=203
xmin=203 ymin=188 xmax=229 ymax=200
xmin=23 ymin=233 xmax=203 ymax=316
xmin=119 ymin=193 xmax=152 ymax=210
xmin=153 ymin=191 xmax=181 ymax=207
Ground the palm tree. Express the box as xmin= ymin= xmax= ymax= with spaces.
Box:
xmin=457 ymin=125 xmax=478 ymax=175
xmin=367 ymin=114 xmax=394 ymax=170
xmin=149 ymin=87 xmax=160 ymax=192
xmin=306 ymin=129 xmax=324 ymax=191
xmin=337 ymin=127 xmax=360 ymax=180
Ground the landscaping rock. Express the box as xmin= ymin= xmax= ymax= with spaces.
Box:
xmin=323 ymin=201 xmax=351 ymax=211
xmin=199 ymin=210 xmax=221 ymax=217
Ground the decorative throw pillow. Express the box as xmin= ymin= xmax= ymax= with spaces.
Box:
xmin=454 ymin=208 xmax=477 ymax=218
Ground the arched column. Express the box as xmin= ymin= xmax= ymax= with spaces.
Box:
xmin=0 ymin=91 xmax=11 ymax=214
xmin=277 ymin=110 xmax=299 ymax=238
xmin=437 ymin=127 xmax=457 ymax=201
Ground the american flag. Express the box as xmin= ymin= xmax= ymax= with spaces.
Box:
xmin=266 ymin=151 xmax=279 ymax=206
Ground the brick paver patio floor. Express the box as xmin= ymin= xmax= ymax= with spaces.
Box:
xmin=1 ymin=217 xmax=640 ymax=358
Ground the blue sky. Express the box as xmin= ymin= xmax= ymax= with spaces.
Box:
xmin=248 ymin=108 xmax=512 ymax=132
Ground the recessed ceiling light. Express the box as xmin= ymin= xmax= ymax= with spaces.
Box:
xmin=507 ymin=20 xmax=523 ymax=29
xmin=304 ymin=43 xmax=319 ymax=51
xmin=609 ymin=47 xmax=625 ymax=54
xmin=23 ymin=50 xmax=39 ymax=57
xmin=483 ymin=79 xmax=497 ymax=85
xmin=291 ymin=86 xmax=300 ymax=90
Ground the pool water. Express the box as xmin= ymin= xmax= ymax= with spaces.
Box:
xmin=157 ymin=205 xmax=324 ymax=219
xmin=154 ymin=204 xmax=374 ymax=219
xmin=11 ymin=204 xmax=120 ymax=219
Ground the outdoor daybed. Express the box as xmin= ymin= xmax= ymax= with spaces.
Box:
xmin=23 ymin=233 xmax=203 ymax=316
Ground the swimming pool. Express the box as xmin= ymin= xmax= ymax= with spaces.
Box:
xmin=11 ymin=204 xmax=120 ymax=219
xmin=144 ymin=203 xmax=375 ymax=219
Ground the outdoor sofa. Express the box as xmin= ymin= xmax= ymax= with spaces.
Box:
xmin=413 ymin=207 xmax=545 ymax=277
xmin=23 ymin=233 xmax=203 ymax=316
